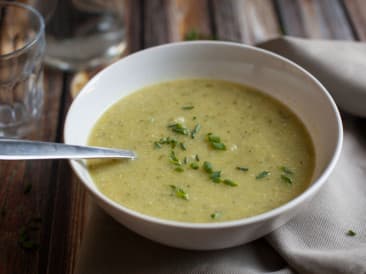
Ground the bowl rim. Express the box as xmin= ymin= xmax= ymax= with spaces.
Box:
xmin=64 ymin=41 xmax=343 ymax=229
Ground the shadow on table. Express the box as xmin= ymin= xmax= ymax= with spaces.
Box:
xmin=75 ymin=203 xmax=288 ymax=274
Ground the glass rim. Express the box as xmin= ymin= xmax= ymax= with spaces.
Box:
xmin=0 ymin=1 xmax=45 ymax=60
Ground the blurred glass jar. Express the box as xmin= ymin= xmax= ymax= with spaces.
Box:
xmin=0 ymin=2 xmax=45 ymax=137
xmin=39 ymin=0 xmax=126 ymax=71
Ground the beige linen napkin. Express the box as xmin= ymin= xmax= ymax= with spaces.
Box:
xmin=76 ymin=38 xmax=366 ymax=274
xmin=259 ymin=37 xmax=366 ymax=118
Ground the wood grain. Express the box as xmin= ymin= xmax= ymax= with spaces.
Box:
xmin=212 ymin=0 xmax=280 ymax=44
xmin=0 ymin=68 xmax=64 ymax=274
xmin=235 ymin=0 xmax=281 ymax=44
xmin=276 ymin=0 xmax=354 ymax=39
xmin=343 ymin=0 xmax=366 ymax=41
xmin=37 ymin=74 xmax=86 ymax=274
xmin=143 ymin=0 xmax=170 ymax=47
xmin=167 ymin=0 xmax=211 ymax=41
xmin=211 ymin=0 xmax=242 ymax=42
xmin=125 ymin=0 xmax=144 ymax=53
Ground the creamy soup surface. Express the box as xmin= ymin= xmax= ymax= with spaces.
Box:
xmin=88 ymin=79 xmax=315 ymax=223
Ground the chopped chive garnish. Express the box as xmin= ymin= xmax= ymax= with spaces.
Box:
xmin=184 ymin=29 xmax=200 ymax=40
xmin=168 ymin=123 xmax=190 ymax=135
xmin=195 ymin=154 xmax=200 ymax=162
xmin=182 ymin=105 xmax=194 ymax=110
xmin=347 ymin=230 xmax=356 ymax=236
xmin=191 ymin=124 xmax=201 ymax=139
xmin=174 ymin=166 xmax=184 ymax=172
xmin=236 ymin=166 xmax=249 ymax=172
xmin=190 ymin=162 xmax=199 ymax=169
xmin=280 ymin=166 xmax=294 ymax=175
xmin=256 ymin=171 xmax=270 ymax=179
xmin=203 ymin=161 xmax=213 ymax=173
xmin=154 ymin=142 xmax=162 ymax=149
xmin=210 ymin=171 xmax=222 ymax=183
xmin=169 ymin=138 xmax=178 ymax=148
xmin=169 ymin=150 xmax=181 ymax=166
xmin=207 ymin=133 xmax=221 ymax=143
xmin=18 ymin=218 xmax=42 ymax=250
xmin=212 ymin=142 xmax=226 ymax=150
xmin=207 ymin=133 xmax=226 ymax=150
xmin=183 ymin=157 xmax=188 ymax=164
xmin=223 ymin=179 xmax=238 ymax=187
xmin=170 ymin=185 xmax=189 ymax=200
xmin=23 ymin=183 xmax=32 ymax=194
xmin=180 ymin=142 xmax=187 ymax=151
xmin=281 ymin=174 xmax=293 ymax=184
xmin=210 ymin=211 xmax=221 ymax=219
xmin=154 ymin=137 xmax=178 ymax=148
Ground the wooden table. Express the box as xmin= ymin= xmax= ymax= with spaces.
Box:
xmin=1 ymin=1 xmax=365 ymax=273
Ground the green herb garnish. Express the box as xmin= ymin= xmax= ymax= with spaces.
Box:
xmin=183 ymin=157 xmax=188 ymax=164
xmin=170 ymin=185 xmax=189 ymax=200
xmin=207 ymin=133 xmax=226 ymax=150
xmin=184 ymin=29 xmax=215 ymax=40
xmin=207 ymin=133 xmax=221 ymax=143
xmin=168 ymin=137 xmax=178 ymax=148
xmin=191 ymin=124 xmax=201 ymax=139
xmin=182 ymin=105 xmax=194 ymax=110
xmin=190 ymin=162 xmax=199 ymax=170
xmin=203 ymin=161 xmax=213 ymax=173
xmin=180 ymin=142 xmax=187 ymax=151
xmin=174 ymin=166 xmax=184 ymax=172
xmin=210 ymin=211 xmax=221 ymax=219
xmin=169 ymin=150 xmax=181 ymax=166
xmin=154 ymin=141 xmax=162 ymax=149
xmin=347 ymin=230 xmax=356 ymax=236
xmin=281 ymin=174 xmax=293 ymax=184
xmin=195 ymin=154 xmax=200 ymax=161
xmin=256 ymin=171 xmax=270 ymax=179
xmin=23 ymin=183 xmax=32 ymax=194
xmin=210 ymin=171 xmax=222 ymax=183
xmin=280 ymin=166 xmax=294 ymax=175
xmin=184 ymin=29 xmax=201 ymax=40
xmin=154 ymin=137 xmax=178 ymax=148
xmin=168 ymin=123 xmax=190 ymax=135
xmin=236 ymin=166 xmax=249 ymax=172
xmin=223 ymin=179 xmax=238 ymax=187
xmin=211 ymin=142 xmax=226 ymax=150
xmin=18 ymin=218 xmax=42 ymax=250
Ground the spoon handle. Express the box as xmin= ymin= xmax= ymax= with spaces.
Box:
xmin=0 ymin=139 xmax=136 ymax=160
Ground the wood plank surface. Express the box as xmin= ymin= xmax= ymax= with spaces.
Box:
xmin=125 ymin=0 xmax=144 ymax=53
xmin=213 ymin=0 xmax=280 ymax=44
xmin=276 ymin=0 xmax=354 ymax=39
xmin=343 ymin=0 xmax=366 ymax=41
xmin=235 ymin=0 xmax=281 ymax=44
xmin=41 ymin=75 xmax=87 ymax=274
xmin=143 ymin=0 xmax=170 ymax=47
xmin=0 ymin=68 xmax=64 ymax=274
xmin=167 ymin=0 xmax=211 ymax=41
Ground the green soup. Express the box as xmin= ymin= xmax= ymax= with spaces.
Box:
xmin=87 ymin=79 xmax=315 ymax=223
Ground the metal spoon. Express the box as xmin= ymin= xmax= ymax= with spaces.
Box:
xmin=0 ymin=139 xmax=136 ymax=160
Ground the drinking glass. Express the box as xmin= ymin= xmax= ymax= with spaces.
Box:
xmin=0 ymin=2 xmax=45 ymax=138
xmin=44 ymin=0 xmax=126 ymax=71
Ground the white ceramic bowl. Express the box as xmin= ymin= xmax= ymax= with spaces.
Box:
xmin=64 ymin=41 xmax=343 ymax=250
